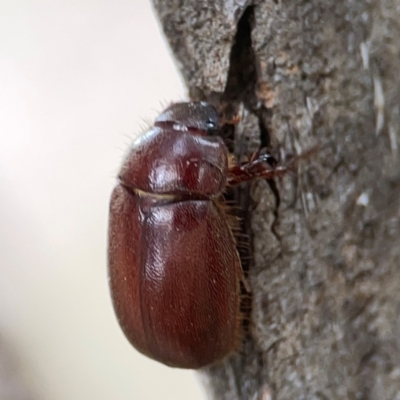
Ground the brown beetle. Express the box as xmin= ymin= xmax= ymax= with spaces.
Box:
xmin=108 ymin=102 xmax=290 ymax=369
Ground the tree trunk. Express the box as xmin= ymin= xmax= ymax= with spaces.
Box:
xmin=151 ymin=1 xmax=400 ymax=399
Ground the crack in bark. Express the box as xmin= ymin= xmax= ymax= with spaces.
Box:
xmin=220 ymin=6 xmax=282 ymax=245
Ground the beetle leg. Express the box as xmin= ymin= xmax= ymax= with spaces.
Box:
xmin=227 ymin=151 xmax=286 ymax=186
xmin=240 ymin=274 xmax=252 ymax=294
xmin=227 ymin=146 xmax=317 ymax=187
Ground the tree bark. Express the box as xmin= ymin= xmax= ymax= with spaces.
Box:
xmin=151 ymin=1 xmax=400 ymax=399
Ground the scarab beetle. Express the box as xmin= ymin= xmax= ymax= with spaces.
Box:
xmin=108 ymin=102 xmax=289 ymax=369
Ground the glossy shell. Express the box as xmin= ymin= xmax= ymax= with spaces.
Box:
xmin=108 ymin=103 xmax=242 ymax=368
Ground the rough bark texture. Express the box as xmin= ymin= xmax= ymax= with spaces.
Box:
xmin=152 ymin=1 xmax=400 ymax=399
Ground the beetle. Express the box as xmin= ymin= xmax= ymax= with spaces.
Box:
xmin=108 ymin=102 xmax=290 ymax=369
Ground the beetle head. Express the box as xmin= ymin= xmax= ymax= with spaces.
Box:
xmin=155 ymin=102 xmax=219 ymax=136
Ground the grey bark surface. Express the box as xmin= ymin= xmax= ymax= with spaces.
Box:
xmin=152 ymin=1 xmax=400 ymax=399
